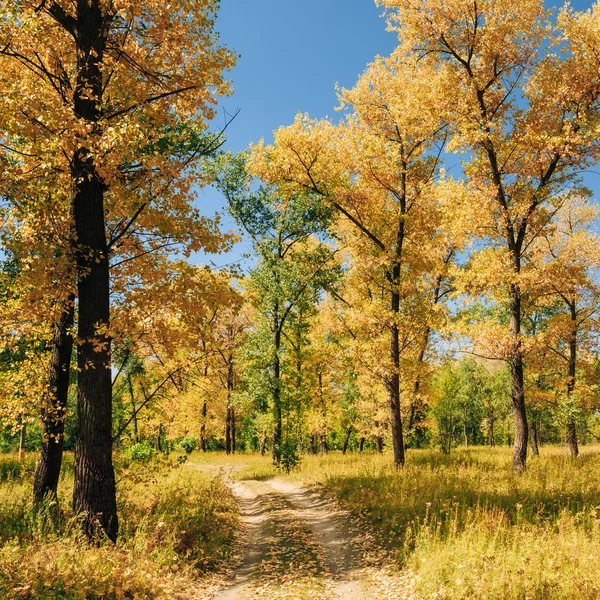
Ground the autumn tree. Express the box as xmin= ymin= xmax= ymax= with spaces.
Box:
xmin=526 ymin=195 xmax=600 ymax=457
xmin=0 ymin=0 xmax=235 ymax=540
xmin=378 ymin=0 xmax=600 ymax=468
xmin=214 ymin=153 xmax=339 ymax=462
xmin=0 ymin=192 xmax=75 ymax=501
xmin=249 ymin=51 xmax=463 ymax=466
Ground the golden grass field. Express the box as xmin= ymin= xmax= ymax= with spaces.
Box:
xmin=1 ymin=445 xmax=599 ymax=599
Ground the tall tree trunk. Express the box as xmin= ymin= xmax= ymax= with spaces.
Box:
xmin=225 ymin=409 xmax=231 ymax=454
xmin=463 ymin=407 xmax=469 ymax=447
xmin=388 ymin=287 xmax=405 ymax=467
xmin=566 ymin=301 xmax=579 ymax=458
xmin=272 ymin=324 xmax=283 ymax=463
xmin=18 ymin=423 xmax=26 ymax=463
xmin=359 ymin=437 xmax=365 ymax=452
xmin=529 ymin=419 xmax=540 ymax=456
xmin=226 ymin=356 xmax=235 ymax=454
xmin=342 ymin=426 xmax=352 ymax=455
xmin=259 ymin=433 xmax=266 ymax=456
xmin=487 ymin=413 xmax=495 ymax=447
xmin=34 ymin=301 xmax=74 ymax=503
xmin=157 ymin=424 xmax=163 ymax=452
xmin=509 ymin=285 xmax=528 ymax=470
xmin=200 ymin=355 xmax=208 ymax=452
xmin=200 ymin=399 xmax=207 ymax=452
xmin=231 ymin=407 xmax=236 ymax=454
xmin=318 ymin=372 xmax=327 ymax=454
xmin=71 ymin=0 xmax=118 ymax=543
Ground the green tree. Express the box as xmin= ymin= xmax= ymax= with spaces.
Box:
xmin=215 ymin=154 xmax=339 ymax=463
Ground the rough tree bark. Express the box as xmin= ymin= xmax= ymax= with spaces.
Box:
xmin=70 ymin=0 xmax=118 ymax=542
xmin=34 ymin=301 xmax=74 ymax=503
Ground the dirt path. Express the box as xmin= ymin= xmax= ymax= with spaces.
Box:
xmin=212 ymin=481 xmax=272 ymax=600
xmin=210 ymin=472 xmax=397 ymax=600
xmin=264 ymin=478 xmax=367 ymax=599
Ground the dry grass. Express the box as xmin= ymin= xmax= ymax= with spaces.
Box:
xmin=0 ymin=452 xmax=238 ymax=599
xmin=290 ymin=445 xmax=600 ymax=599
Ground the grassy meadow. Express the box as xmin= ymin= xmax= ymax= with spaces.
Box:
xmin=0 ymin=453 xmax=237 ymax=599
xmin=1 ymin=446 xmax=600 ymax=599
xmin=232 ymin=445 xmax=600 ymax=600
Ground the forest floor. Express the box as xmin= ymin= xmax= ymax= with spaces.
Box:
xmin=195 ymin=463 xmax=414 ymax=600
xmin=192 ymin=446 xmax=600 ymax=600
xmin=3 ymin=448 xmax=599 ymax=599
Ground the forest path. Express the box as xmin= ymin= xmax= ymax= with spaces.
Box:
xmin=202 ymin=466 xmax=413 ymax=600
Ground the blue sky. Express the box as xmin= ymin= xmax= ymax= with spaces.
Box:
xmin=199 ymin=0 xmax=600 ymax=267
xmin=198 ymin=0 xmax=398 ymax=266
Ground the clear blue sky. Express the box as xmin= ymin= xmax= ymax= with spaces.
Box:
xmin=198 ymin=0 xmax=398 ymax=266
xmin=198 ymin=0 xmax=599 ymax=267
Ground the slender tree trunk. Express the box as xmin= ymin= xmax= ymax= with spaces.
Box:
xmin=231 ymin=407 xmax=236 ymax=454
xmin=71 ymin=0 xmax=118 ymax=543
xmin=259 ymin=433 xmax=266 ymax=456
xmin=342 ymin=426 xmax=352 ymax=455
xmin=200 ymin=403 xmax=207 ymax=451
xmin=225 ymin=355 xmax=234 ymax=455
xmin=318 ymin=372 xmax=327 ymax=454
xmin=225 ymin=409 xmax=231 ymax=454
xmin=487 ymin=414 xmax=495 ymax=447
xmin=463 ymin=407 xmax=469 ymax=447
xmin=388 ymin=287 xmax=405 ymax=467
xmin=272 ymin=324 xmax=283 ymax=463
xmin=127 ymin=375 xmax=139 ymax=443
xmin=529 ymin=419 xmax=540 ymax=456
xmin=18 ymin=424 xmax=26 ymax=463
xmin=566 ymin=301 xmax=579 ymax=458
xmin=376 ymin=435 xmax=384 ymax=453
xmin=200 ymin=356 xmax=208 ymax=452
xmin=359 ymin=437 xmax=365 ymax=452
xmin=34 ymin=301 xmax=74 ymax=503
xmin=509 ymin=285 xmax=528 ymax=470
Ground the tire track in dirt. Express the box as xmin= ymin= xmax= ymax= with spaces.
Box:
xmin=205 ymin=467 xmax=414 ymax=600
xmin=212 ymin=477 xmax=367 ymax=599
xmin=264 ymin=478 xmax=368 ymax=600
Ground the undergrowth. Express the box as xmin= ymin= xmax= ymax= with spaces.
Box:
xmin=296 ymin=445 xmax=600 ymax=600
xmin=0 ymin=452 xmax=237 ymax=599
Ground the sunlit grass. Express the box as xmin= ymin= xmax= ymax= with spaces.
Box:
xmin=286 ymin=445 xmax=600 ymax=599
xmin=0 ymin=452 xmax=237 ymax=599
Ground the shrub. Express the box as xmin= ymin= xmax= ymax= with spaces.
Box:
xmin=275 ymin=439 xmax=302 ymax=473
xmin=0 ymin=453 xmax=238 ymax=599
xmin=128 ymin=441 xmax=157 ymax=462
xmin=179 ymin=434 xmax=198 ymax=455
